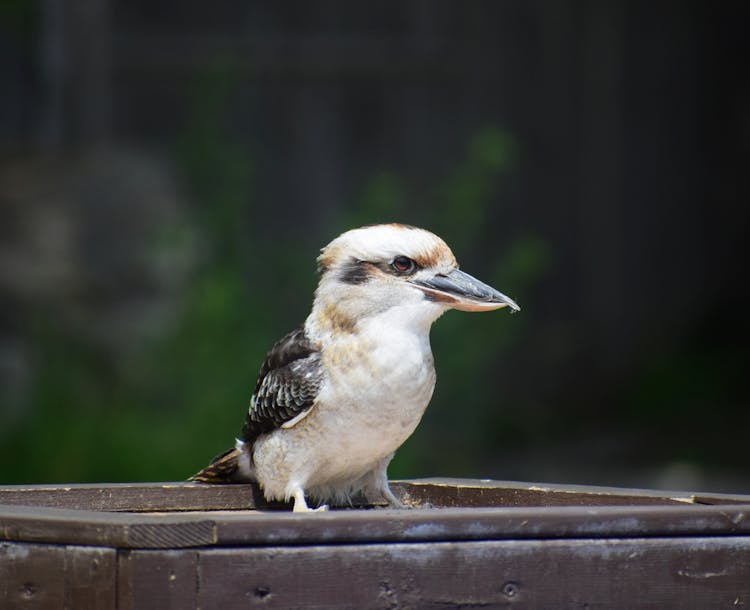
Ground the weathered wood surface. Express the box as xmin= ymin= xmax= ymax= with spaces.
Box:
xmin=0 ymin=504 xmax=216 ymax=549
xmin=396 ymin=477 xmax=750 ymax=507
xmin=118 ymin=548 xmax=197 ymax=610
xmin=146 ymin=537 xmax=750 ymax=609
xmin=2 ymin=479 xmax=750 ymax=608
xmin=1 ymin=500 xmax=750 ymax=550
xmin=0 ymin=542 xmax=116 ymax=610
xmin=3 ymin=536 xmax=749 ymax=609
xmin=1 ymin=477 xmax=749 ymax=512
xmin=0 ymin=481 xmax=261 ymax=512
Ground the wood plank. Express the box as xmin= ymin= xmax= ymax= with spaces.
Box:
xmin=0 ymin=482 xmax=262 ymax=512
xmin=0 ymin=505 xmax=216 ymax=549
xmin=0 ymin=542 xmax=66 ymax=609
xmin=208 ymin=503 xmax=750 ymax=547
xmin=118 ymin=549 xmax=198 ymax=610
xmin=393 ymin=478 xmax=750 ymax=507
xmin=0 ymin=542 xmax=116 ymax=609
xmin=3 ymin=534 xmax=747 ymax=607
xmin=63 ymin=545 xmax=117 ymax=610
xmin=195 ymin=537 xmax=750 ymax=609
xmin=1 ymin=479 xmax=749 ymax=512
xmin=2 ymin=501 xmax=750 ymax=549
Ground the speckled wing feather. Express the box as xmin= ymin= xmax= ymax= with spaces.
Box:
xmin=240 ymin=326 xmax=323 ymax=443
xmin=190 ymin=326 xmax=322 ymax=483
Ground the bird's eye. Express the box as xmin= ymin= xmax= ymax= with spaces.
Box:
xmin=391 ymin=256 xmax=416 ymax=274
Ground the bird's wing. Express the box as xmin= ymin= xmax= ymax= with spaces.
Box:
xmin=240 ymin=326 xmax=323 ymax=443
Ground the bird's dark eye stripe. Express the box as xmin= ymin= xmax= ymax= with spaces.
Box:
xmin=391 ymin=256 xmax=417 ymax=275
xmin=338 ymin=256 xmax=419 ymax=284
xmin=338 ymin=258 xmax=371 ymax=285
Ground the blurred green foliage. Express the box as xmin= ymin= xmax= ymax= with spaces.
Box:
xmin=0 ymin=62 xmax=548 ymax=484
xmin=1 ymin=2 xmax=748 ymax=499
xmin=341 ymin=127 xmax=549 ymax=479
xmin=2 ymin=58 xmax=746 ymax=489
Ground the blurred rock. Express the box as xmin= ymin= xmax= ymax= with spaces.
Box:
xmin=0 ymin=147 xmax=198 ymax=357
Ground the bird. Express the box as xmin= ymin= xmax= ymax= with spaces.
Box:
xmin=189 ymin=223 xmax=519 ymax=512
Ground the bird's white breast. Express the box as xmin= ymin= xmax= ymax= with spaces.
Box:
xmin=253 ymin=302 xmax=441 ymax=501
xmin=322 ymin=313 xmax=436 ymax=448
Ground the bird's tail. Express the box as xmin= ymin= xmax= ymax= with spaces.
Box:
xmin=189 ymin=446 xmax=247 ymax=483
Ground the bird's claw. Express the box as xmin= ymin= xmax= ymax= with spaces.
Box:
xmin=293 ymin=502 xmax=328 ymax=513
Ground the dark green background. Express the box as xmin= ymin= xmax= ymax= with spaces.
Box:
xmin=1 ymin=1 xmax=748 ymax=493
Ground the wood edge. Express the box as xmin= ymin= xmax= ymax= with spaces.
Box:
xmin=0 ymin=504 xmax=218 ymax=549
xmin=1 ymin=479 xmax=749 ymax=513
xmin=2 ymin=500 xmax=750 ymax=549
xmin=390 ymin=478 xmax=750 ymax=506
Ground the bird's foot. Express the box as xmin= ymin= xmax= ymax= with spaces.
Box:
xmin=291 ymin=486 xmax=328 ymax=512
xmin=293 ymin=503 xmax=328 ymax=513
xmin=382 ymin=485 xmax=409 ymax=509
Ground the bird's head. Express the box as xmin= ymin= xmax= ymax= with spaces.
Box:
xmin=308 ymin=224 xmax=519 ymax=337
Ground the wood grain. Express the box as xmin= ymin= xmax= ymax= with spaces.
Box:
xmin=1 ymin=502 xmax=750 ymax=549
xmin=0 ymin=482 xmax=261 ymax=512
xmin=194 ymin=537 xmax=750 ymax=609
xmin=0 ymin=542 xmax=115 ymax=609
xmin=1 ymin=478 xmax=749 ymax=513
xmin=118 ymin=549 xmax=198 ymax=610
xmin=0 ymin=504 xmax=216 ymax=548
xmin=2 ymin=479 xmax=749 ymax=608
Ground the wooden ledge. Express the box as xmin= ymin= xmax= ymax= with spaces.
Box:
xmin=0 ymin=478 xmax=749 ymax=512
xmin=1 ymin=479 xmax=749 ymax=549
xmin=2 ymin=480 xmax=750 ymax=608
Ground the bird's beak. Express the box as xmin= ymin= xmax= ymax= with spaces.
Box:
xmin=411 ymin=268 xmax=520 ymax=312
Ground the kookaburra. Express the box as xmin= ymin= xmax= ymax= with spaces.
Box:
xmin=190 ymin=224 xmax=519 ymax=511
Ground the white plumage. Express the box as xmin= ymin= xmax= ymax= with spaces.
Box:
xmin=191 ymin=224 xmax=519 ymax=512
